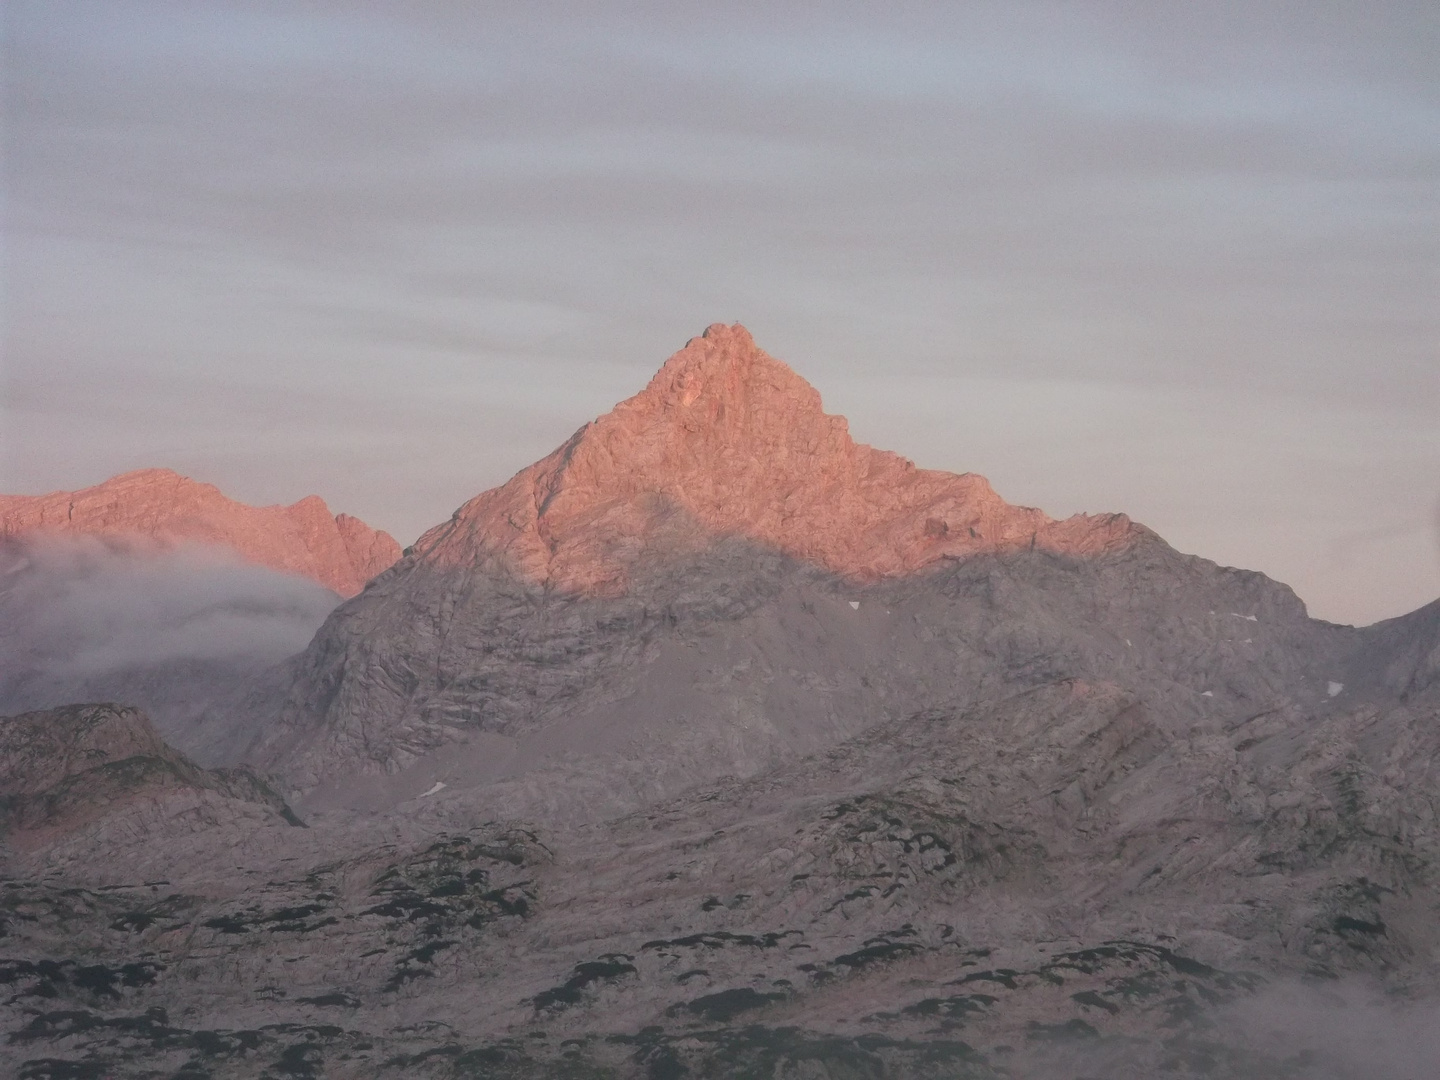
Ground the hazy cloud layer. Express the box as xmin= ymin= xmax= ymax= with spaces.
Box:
xmin=1024 ymin=976 xmax=1440 ymax=1077
xmin=1219 ymin=978 xmax=1440 ymax=1079
xmin=0 ymin=536 xmax=338 ymax=679
xmin=3 ymin=1 xmax=1437 ymax=623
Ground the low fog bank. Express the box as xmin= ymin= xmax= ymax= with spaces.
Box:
xmin=1009 ymin=978 xmax=1440 ymax=1080
xmin=0 ymin=535 xmax=338 ymax=762
xmin=0 ymin=535 xmax=338 ymax=674
xmin=1216 ymin=978 xmax=1440 ymax=1080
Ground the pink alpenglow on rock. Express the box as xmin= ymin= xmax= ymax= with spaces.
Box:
xmin=0 ymin=469 xmax=401 ymax=597
xmin=414 ymin=323 xmax=1141 ymax=593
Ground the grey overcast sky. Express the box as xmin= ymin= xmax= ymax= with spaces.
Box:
xmin=3 ymin=1 xmax=1437 ymax=626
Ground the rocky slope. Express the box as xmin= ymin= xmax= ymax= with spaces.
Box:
xmin=0 ymin=468 xmax=401 ymax=597
xmin=2 ymin=679 xmax=1436 ymax=1078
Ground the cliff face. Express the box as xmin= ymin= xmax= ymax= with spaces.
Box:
xmin=418 ymin=323 xmax=1139 ymax=595
xmin=0 ymin=469 xmax=401 ymax=597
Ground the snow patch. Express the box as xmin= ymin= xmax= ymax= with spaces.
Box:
xmin=848 ymin=600 xmax=860 ymax=610
xmin=418 ymin=781 xmax=447 ymax=798
xmin=1202 ymin=690 xmax=1215 ymax=697
xmin=1327 ymin=682 xmax=1344 ymax=698
xmin=1230 ymin=613 xmax=1259 ymax=622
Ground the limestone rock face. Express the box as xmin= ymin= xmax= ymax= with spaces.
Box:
xmin=0 ymin=469 xmax=401 ymax=597
xmin=419 ymin=323 xmax=1139 ymax=594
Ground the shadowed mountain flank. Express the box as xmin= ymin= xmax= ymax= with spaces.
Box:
xmin=1348 ymin=598 xmax=1440 ymax=700
xmin=0 ymin=468 xmax=401 ymax=597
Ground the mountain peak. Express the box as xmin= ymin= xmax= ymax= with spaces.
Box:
xmin=601 ymin=321 xmax=847 ymax=475
xmin=644 ymin=322 xmax=796 ymax=398
xmin=0 ymin=470 xmax=401 ymax=597
xmin=416 ymin=325 xmax=1141 ymax=593
xmin=620 ymin=321 xmax=833 ymax=439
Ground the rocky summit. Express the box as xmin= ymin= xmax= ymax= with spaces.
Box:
xmin=2 ymin=326 xmax=1439 ymax=1079
xmin=417 ymin=323 xmax=1138 ymax=593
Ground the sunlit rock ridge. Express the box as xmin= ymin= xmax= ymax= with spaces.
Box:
xmin=418 ymin=323 xmax=1140 ymax=594
xmin=0 ymin=468 xmax=401 ymax=597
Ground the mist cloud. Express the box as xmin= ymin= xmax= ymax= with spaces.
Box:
xmin=1012 ymin=977 xmax=1440 ymax=1078
xmin=1218 ymin=978 xmax=1440 ymax=1080
xmin=0 ymin=535 xmax=338 ymax=681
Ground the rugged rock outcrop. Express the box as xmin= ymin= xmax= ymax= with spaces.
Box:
xmin=0 ymin=468 xmax=401 ymax=597
xmin=0 ymin=703 xmax=299 ymax=851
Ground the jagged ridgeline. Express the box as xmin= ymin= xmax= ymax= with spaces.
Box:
xmin=2 ymin=326 xmax=1438 ymax=1078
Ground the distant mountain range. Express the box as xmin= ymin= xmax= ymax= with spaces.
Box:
xmin=0 ymin=467 xmax=400 ymax=597
xmin=2 ymin=325 xmax=1436 ymax=1079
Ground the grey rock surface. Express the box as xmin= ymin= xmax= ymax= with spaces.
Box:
xmin=256 ymin=532 xmax=1364 ymax=824
xmin=0 ymin=703 xmax=299 ymax=850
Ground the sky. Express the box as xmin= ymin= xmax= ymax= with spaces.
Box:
xmin=3 ymin=0 xmax=1437 ymax=626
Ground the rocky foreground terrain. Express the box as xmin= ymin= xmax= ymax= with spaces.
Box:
xmin=2 ymin=326 xmax=1438 ymax=1078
